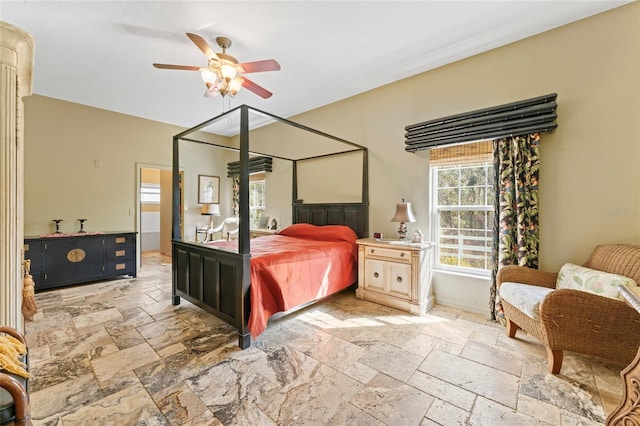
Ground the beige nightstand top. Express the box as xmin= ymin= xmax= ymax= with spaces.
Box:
xmin=356 ymin=238 xmax=434 ymax=251
xmin=250 ymin=228 xmax=279 ymax=237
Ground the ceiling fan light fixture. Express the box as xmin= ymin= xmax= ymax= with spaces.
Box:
xmin=201 ymin=70 xmax=216 ymax=84
xmin=220 ymin=64 xmax=237 ymax=80
xmin=204 ymin=88 xmax=218 ymax=98
xmin=228 ymin=77 xmax=244 ymax=94
xmin=156 ymin=33 xmax=279 ymax=100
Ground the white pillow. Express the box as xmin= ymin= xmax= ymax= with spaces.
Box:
xmin=556 ymin=263 xmax=637 ymax=300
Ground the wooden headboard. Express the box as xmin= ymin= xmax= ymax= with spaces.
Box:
xmin=292 ymin=203 xmax=368 ymax=239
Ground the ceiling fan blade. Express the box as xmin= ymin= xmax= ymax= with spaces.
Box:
xmin=153 ymin=63 xmax=204 ymax=71
xmin=239 ymin=59 xmax=281 ymax=73
xmin=242 ymin=77 xmax=273 ymax=99
xmin=186 ymin=33 xmax=219 ymax=61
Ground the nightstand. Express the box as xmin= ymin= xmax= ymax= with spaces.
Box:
xmin=356 ymin=238 xmax=434 ymax=315
xmin=249 ymin=228 xmax=279 ymax=238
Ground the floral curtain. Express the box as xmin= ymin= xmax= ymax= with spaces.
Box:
xmin=231 ymin=176 xmax=240 ymax=217
xmin=490 ymin=133 xmax=540 ymax=321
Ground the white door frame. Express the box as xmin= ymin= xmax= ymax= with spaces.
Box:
xmin=135 ymin=162 xmax=176 ymax=269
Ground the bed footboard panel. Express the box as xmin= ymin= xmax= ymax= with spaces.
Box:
xmin=172 ymin=241 xmax=250 ymax=347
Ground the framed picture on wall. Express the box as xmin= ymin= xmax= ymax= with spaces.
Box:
xmin=198 ymin=175 xmax=219 ymax=204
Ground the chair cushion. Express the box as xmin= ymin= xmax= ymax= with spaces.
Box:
xmin=500 ymin=282 xmax=554 ymax=320
xmin=556 ymin=263 xmax=637 ymax=300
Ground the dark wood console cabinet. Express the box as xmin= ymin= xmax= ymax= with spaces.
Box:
xmin=23 ymin=232 xmax=137 ymax=291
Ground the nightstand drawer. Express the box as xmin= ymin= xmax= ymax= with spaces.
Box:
xmin=364 ymin=259 xmax=411 ymax=300
xmin=388 ymin=262 xmax=411 ymax=299
xmin=364 ymin=259 xmax=386 ymax=292
xmin=365 ymin=246 xmax=411 ymax=262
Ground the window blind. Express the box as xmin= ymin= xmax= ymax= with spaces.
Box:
xmin=405 ymin=93 xmax=557 ymax=153
xmin=429 ymin=140 xmax=493 ymax=167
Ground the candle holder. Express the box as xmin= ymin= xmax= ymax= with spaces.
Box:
xmin=77 ymin=218 xmax=87 ymax=233
xmin=52 ymin=219 xmax=63 ymax=234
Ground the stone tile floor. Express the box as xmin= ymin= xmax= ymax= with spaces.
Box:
xmin=24 ymin=252 xmax=624 ymax=425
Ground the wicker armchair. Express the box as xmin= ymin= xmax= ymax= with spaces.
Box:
xmin=497 ymin=244 xmax=640 ymax=374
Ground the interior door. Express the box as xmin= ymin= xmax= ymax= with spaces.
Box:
xmin=140 ymin=166 xmax=183 ymax=261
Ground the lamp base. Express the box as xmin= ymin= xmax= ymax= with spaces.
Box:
xmin=397 ymin=222 xmax=408 ymax=240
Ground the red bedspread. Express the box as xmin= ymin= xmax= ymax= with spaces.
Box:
xmin=204 ymin=224 xmax=358 ymax=338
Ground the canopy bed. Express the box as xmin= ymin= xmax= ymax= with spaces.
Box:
xmin=171 ymin=105 xmax=368 ymax=349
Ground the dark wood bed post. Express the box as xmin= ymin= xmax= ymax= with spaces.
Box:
xmin=171 ymin=135 xmax=181 ymax=306
xmin=237 ymin=105 xmax=252 ymax=348
xmin=292 ymin=160 xmax=298 ymax=204
xmin=362 ymin=148 xmax=369 ymax=204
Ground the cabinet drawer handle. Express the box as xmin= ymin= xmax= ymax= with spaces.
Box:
xmin=115 ymin=250 xmax=126 ymax=257
xmin=373 ymin=272 xmax=379 ymax=278
xmin=396 ymin=276 xmax=403 ymax=283
xmin=116 ymin=263 xmax=126 ymax=270
xmin=115 ymin=237 xmax=126 ymax=244
xmin=370 ymin=249 xmax=375 ymax=254
xmin=400 ymin=252 xmax=405 ymax=257
xmin=67 ymin=248 xmax=86 ymax=263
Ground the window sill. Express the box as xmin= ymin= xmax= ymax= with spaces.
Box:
xmin=432 ymin=268 xmax=491 ymax=281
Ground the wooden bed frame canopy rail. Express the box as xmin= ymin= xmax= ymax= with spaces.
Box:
xmin=171 ymin=105 xmax=369 ymax=348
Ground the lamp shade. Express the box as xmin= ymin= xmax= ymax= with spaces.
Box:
xmin=391 ymin=199 xmax=416 ymax=223
xmin=201 ymin=204 xmax=220 ymax=216
xmin=201 ymin=70 xmax=216 ymax=84
xmin=220 ymin=64 xmax=237 ymax=80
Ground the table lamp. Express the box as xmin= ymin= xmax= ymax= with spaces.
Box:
xmin=391 ymin=198 xmax=416 ymax=240
xmin=201 ymin=204 xmax=220 ymax=229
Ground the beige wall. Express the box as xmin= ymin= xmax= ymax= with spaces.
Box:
xmin=264 ymin=158 xmax=292 ymax=227
xmin=22 ymin=96 xmax=235 ymax=244
xmin=287 ymin=2 xmax=640 ymax=272
xmin=23 ymin=96 xmax=179 ymax=235
xmin=283 ymin=3 xmax=639 ymax=314
xmin=22 ymin=3 xmax=639 ymax=314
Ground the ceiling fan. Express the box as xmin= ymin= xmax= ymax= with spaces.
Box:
xmin=153 ymin=33 xmax=281 ymax=99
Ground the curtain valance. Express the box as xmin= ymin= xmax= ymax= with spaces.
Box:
xmin=405 ymin=93 xmax=557 ymax=153
xmin=227 ymin=156 xmax=273 ymax=177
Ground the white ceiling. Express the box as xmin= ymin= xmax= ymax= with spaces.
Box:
xmin=1 ymin=1 xmax=630 ymax=131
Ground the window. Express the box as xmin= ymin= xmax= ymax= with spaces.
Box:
xmin=432 ymin=163 xmax=494 ymax=275
xmin=140 ymin=183 xmax=160 ymax=204
xmin=249 ymin=172 xmax=266 ymax=227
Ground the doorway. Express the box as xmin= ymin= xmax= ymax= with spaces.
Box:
xmin=138 ymin=165 xmax=183 ymax=266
